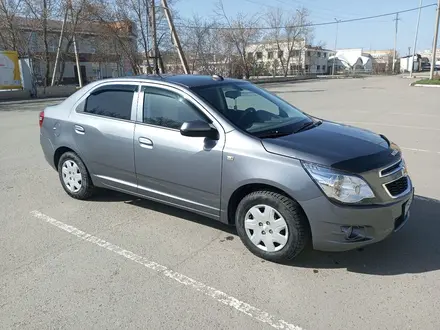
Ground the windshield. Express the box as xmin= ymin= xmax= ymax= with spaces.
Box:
xmin=191 ymin=82 xmax=312 ymax=137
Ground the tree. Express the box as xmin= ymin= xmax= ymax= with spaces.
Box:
xmin=215 ymin=0 xmax=261 ymax=79
xmin=179 ymin=14 xmax=230 ymax=75
xmin=265 ymin=7 xmax=313 ymax=77
xmin=0 ymin=0 xmax=27 ymax=54
xmin=23 ymin=0 xmax=59 ymax=86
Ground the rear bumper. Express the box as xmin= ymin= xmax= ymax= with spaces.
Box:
xmin=301 ymin=183 xmax=414 ymax=252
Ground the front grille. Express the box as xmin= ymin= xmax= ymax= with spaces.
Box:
xmin=380 ymin=160 xmax=402 ymax=177
xmin=385 ymin=176 xmax=409 ymax=197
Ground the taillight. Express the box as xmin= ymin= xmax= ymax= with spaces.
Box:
xmin=39 ymin=111 xmax=44 ymax=128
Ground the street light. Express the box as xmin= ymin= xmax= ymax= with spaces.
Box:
xmin=332 ymin=18 xmax=341 ymax=76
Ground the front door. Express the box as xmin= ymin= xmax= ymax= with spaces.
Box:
xmin=134 ymin=85 xmax=224 ymax=218
xmin=69 ymin=83 xmax=139 ymax=192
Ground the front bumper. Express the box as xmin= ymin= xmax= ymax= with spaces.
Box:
xmin=300 ymin=184 xmax=414 ymax=252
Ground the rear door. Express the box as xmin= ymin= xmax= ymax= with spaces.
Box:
xmin=69 ymin=82 xmax=139 ymax=192
xmin=133 ymin=84 xmax=225 ymax=218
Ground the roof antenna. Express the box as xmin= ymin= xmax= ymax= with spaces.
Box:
xmin=212 ymin=74 xmax=224 ymax=81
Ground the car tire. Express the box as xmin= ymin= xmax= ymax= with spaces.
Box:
xmin=58 ymin=151 xmax=95 ymax=200
xmin=235 ymin=191 xmax=310 ymax=262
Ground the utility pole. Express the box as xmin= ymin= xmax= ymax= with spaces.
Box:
xmin=67 ymin=0 xmax=82 ymax=87
xmin=51 ymin=6 xmax=68 ymax=86
xmin=410 ymin=0 xmax=423 ymax=77
xmin=392 ymin=13 xmax=400 ymax=74
xmin=161 ymin=0 xmax=189 ymax=74
xmin=151 ymin=0 xmax=159 ymax=74
xmin=430 ymin=0 xmax=440 ymax=79
xmin=332 ymin=18 xmax=341 ymax=76
xmin=408 ymin=46 xmax=411 ymax=72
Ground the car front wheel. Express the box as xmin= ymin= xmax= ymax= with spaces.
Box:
xmin=236 ymin=191 xmax=310 ymax=262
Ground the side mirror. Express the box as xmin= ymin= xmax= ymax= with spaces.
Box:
xmin=180 ymin=120 xmax=219 ymax=140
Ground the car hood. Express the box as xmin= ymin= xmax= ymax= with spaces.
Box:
xmin=261 ymin=120 xmax=401 ymax=173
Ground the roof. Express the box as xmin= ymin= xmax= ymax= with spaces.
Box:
xmin=132 ymin=74 xmax=245 ymax=88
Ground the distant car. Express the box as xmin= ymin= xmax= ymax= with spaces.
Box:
xmin=421 ymin=63 xmax=440 ymax=71
xmin=38 ymin=74 xmax=414 ymax=262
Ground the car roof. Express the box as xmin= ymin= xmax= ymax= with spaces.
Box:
xmin=120 ymin=74 xmax=247 ymax=88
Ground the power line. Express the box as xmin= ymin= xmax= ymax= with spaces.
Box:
xmin=173 ymin=3 xmax=437 ymax=30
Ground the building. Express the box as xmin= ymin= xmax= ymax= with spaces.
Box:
xmin=246 ymin=39 xmax=331 ymax=75
xmin=364 ymin=49 xmax=395 ymax=73
xmin=328 ymin=48 xmax=373 ymax=74
xmin=0 ymin=16 xmax=137 ymax=85
xmin=399 ymin=54 xmax=421 ymax=73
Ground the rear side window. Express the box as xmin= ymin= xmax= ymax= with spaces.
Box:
xmin=142 ymin=86 xmax=207 ymax=129
xmin=84 ymin=84 xmax=137 ymax=120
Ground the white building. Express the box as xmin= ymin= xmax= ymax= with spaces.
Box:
xmin=399 ymin=55 xmax=421 ymax=72
xmin=247 ymin=39 xmax=330 ymax=75
xmin=328 ymin=48 xmax=373 ymax=73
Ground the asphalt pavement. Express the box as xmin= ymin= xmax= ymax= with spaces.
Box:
xmin=1 ymin=75 xmax=439 ymax=330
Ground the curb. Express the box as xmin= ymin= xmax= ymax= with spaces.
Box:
xmin=410 ymin=83 xmax=440 ymax=88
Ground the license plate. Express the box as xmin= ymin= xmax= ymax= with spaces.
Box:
xmin=403 ymin=193 xmax=413 ymax=218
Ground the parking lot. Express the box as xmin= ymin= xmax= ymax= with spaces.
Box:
xmin=1 ymin=76 xmax=439 ymax=330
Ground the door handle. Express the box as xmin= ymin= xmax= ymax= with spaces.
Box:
xmin=138 ymin=137 xmax=153 ymax=149
xmin=74 ymin=125 xmax=85 ymax=135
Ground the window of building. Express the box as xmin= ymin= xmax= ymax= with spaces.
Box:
xmin=289 ymin=50 xmax=300 ymax=57
xmin=143 ymin=87 xmax=207 ymax=129
xmin=256 ymin=52 xmax=263 ymax=59
xmin=267 ymin=51 xmax=274 ymax=59
xmin=307 ymin=51 xmax=311 ymax=57
xmin=317 ymin=65 xmax=321 ymax=70
xmin=317 ymin=52 xmax=321 ymax=57
xmin=323 ymin=52 xmax=327 ymax=58
xmin=305 ymin=65 xmax=309 ymax=71
xmin=322 ymin=65 xmax=326 ymax=71
xmin=84 ymin=84 xmax=137 ymax=120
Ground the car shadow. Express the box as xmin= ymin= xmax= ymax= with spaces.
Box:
xmin=291 ymin=195 xmax=440 ymax=275
xmin=89 ymin=189 xmax=237 ymax=236
xmin=90 ymin=190 xmax=440 ymax=275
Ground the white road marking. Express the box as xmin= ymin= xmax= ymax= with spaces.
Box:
xmin=402 ymin=147 xmax=440 ymax=155
xmin=30 ymin=210 xmax=303 ymax=330
xmin=343 ymin=121 xmax=440 ymax=131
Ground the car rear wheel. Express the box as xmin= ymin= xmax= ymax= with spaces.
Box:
xmin=58 ymin=152 xmax=95 ymax=200
xmin=235 ymin=191 xmax=309 ymax=262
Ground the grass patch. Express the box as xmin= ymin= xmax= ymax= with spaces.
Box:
xmin=413 ymin=75 xmax=440 ymax=86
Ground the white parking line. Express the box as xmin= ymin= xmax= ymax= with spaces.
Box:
xmin=30 ymin=210 xmax=303 ymax=330
xmin=402 ymin=147 xmax=440 ymax=155
xmin=343 ymin=121 xmax=440 ymax=131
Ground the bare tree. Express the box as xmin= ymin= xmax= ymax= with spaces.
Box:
xmin=265 ymin=7 xmax=313 ymax=77
xmin=23 ymin=0 xmax=60 ymax=85
xmin=179 ymin=14 xmax=227 ymax=74
xmin=215 ymin=0 xmax=261 ymax=79
xmin=0 ymin=0 xmax=27 ymax=54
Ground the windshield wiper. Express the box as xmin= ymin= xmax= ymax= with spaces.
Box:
xmin=294 ymin=120 xmax=322 ymax=133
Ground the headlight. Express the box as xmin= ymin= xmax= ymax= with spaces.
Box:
xmin=302 ymin=161 xmax=375 ymax=204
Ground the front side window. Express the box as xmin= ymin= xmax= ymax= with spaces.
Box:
xmin=84 ymin=84 xmax=137 ymax=120
xmin=192 ymin=82 xmax=311 ymax=137
xmin=142 ymin=86 xmax=207 ymax=129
